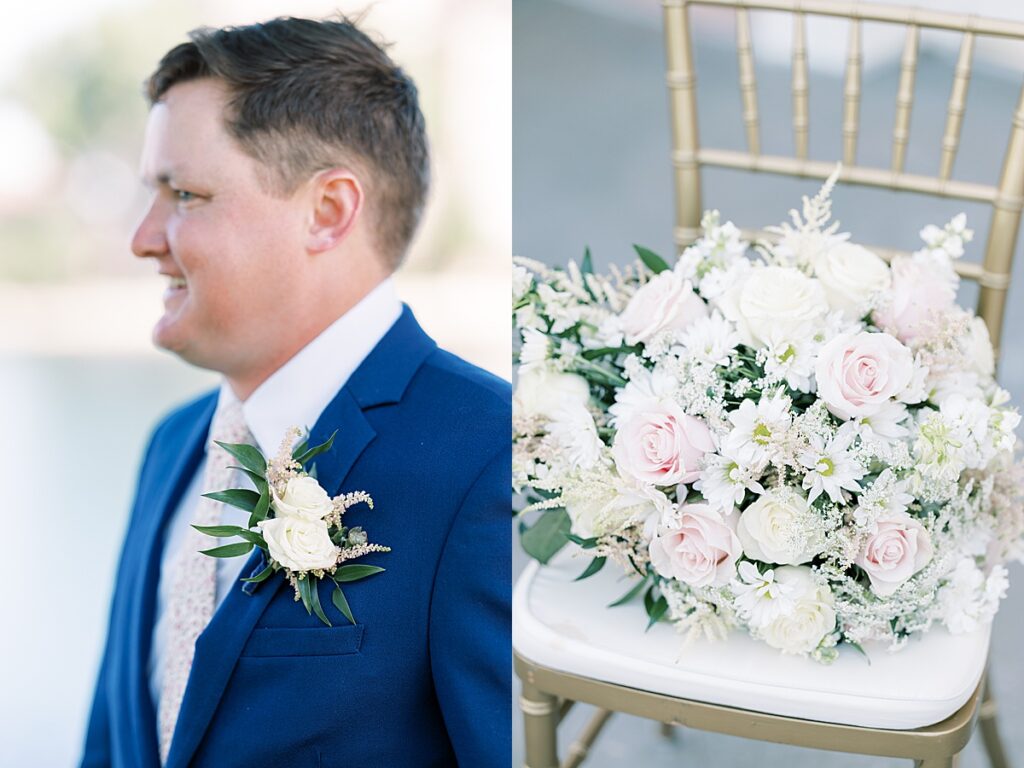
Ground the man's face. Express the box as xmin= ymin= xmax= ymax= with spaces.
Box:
xmin=132 ymin=78 xmax=309 ymax=376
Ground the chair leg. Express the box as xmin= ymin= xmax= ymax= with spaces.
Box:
xmin=659 ymin=722 xmax=678 ymax=740
xmin=914 ymin=758 xmax=955 ymax=768
xmin=978 ymin=671 xmax=1010 ymax=768
xmin=521 ymin=682 xmax=559 ymax=768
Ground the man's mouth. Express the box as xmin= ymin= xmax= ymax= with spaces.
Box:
xmin=167 ymin=276 xmax=187 ymax=290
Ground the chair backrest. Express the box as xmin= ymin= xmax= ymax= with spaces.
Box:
xmin=662 ymin=0 xmax=1024 ymax=355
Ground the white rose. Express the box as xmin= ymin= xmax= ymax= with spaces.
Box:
xmin=814 ymin=331 xmax=914 ymax=420
xmin=855 ymin=512 xmax=934 ymax=596
xmin=271 ymin=476 xmax=334 ymax=521
xmin=513 ymin=367 xmax=590 ymax=420
xmin=963 ymin=316 xmax=995 ymax=379
xmin=813 ymin=242 xmax=891 ymax=318
xmin=736 ymin=488 xmax=821 ymax=565
xmin=620 ymin=269 xmax=707 ymax=345
xmin=760 ymin=566 xmax=836 ymax=655
xmin=715 ymin=265 xmax=828 ymax=347
xmin=258 ymin=516 xmax=338 ymax=572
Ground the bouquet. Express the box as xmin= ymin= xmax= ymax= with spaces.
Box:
xmin=513 ymin=170 xmax=1024 ymax=662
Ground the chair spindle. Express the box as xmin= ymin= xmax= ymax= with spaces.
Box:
xmin=792 ymin=12 xmax=809 ymax=159
xmin=891 ymin=25 xmax=919 ymax=173
xmin=736 ymin=8 xmax=761 ymax=155
xmin=939 ymin=31 xmax=975 ymax=181
xmin=843 ymin=18 xmax=862 ymax=165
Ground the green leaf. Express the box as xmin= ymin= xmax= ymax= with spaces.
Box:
xmin=566 ymin=533 xmax=600 ymax=550
xmin=633 ymin=244 xmax=670 ymax=274
xmin=581 ymin=246 xmax=593 ymax=274
xmin=199 ymin=541 xmax=254 ymax=558
xmin=297 ymin=576 xmax=313 ymax=615
xmin=191 ymin=524 xmax=247 ymax=538
xmin=519 ymin=508 xmax=571 ymax=564
xmin=248 ymin=484 xmax=271 ymax=528
xmin=332 ymin=584 xmax=356 ymax=624
xmin=232 ymin=467 xmax=268 ymax=493
xmin=646 ymin=594 xmax=669 ymax=631
xmin=846 ymin=640 xmax=872 ymax=664
xmin=308 ymin=577 xmax=332 ymax=627
xmin=295 ymin=430 xmax=338 ymax=468
xmin=609 ymin=575 xmax=649 ymax=607
xmin=240 ymin=563 xmax=275 ymax=583
xmin=214 ymin=440 xmax=267 ymax=475
xmin=333 ymin=565 xmax=386 ymax=583
xmin=201 ymin=489 xmax=260 ymax=513
xmin=235 ymin=529 xmax=266 ymax=548
xmin=291 ymin=436 xmax=310 ymax=461
xmin=575 ymin=556 xmax=607 ymax=581
xmin=581 ymin=345 xmax=640 ymax=361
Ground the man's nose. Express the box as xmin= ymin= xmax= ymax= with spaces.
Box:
xmin=131 ymin=199 xmax=169 ymax=259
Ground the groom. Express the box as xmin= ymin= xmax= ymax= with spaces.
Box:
xmin=80 ymin=16 xmax=510 ymax=768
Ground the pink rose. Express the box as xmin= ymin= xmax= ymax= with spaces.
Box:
xmin=620 ymin=269 xmax=707 ymax=345
xmin=613 ymin=400 xmax=715 ymax=485
xmin=815 ymin=331 xmax=913 ymax=420
xmin=649 ymin=503 xmax=742 ymax=587
xmin=855 ymin=512 xmax=934 ymax=596
xmin=872 ymin=256 xmax=956 ymax=343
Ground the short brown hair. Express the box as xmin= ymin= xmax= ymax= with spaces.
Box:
xmin=146 ymin=16 xmax=430 ymax=268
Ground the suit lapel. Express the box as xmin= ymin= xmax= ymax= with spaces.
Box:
xmin=165 ymin=307 xmax=437 ymax=767
xmin=128 ymin=392 xmax=217 ymax=768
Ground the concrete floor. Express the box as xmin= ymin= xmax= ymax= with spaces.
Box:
xmin=512 ymin=0 xmax=1024 ymax=765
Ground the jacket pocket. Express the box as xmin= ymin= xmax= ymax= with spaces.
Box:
xmin=240 ymin=624 xmax=364 ymax=658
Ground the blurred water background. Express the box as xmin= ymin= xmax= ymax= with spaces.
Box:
xmin=513 ymin=0 xmax=1024 ymax=765
xmin=0 ymin=1 xmax=509 ymax=765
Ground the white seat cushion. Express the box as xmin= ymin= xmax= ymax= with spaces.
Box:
xmin=513 ymin=548 xmax=990 ymax=729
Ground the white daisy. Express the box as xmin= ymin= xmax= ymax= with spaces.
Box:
xmin=799 ymin=423 xmax=865 ymax=504
xmin=695 ymin=451 xmax=765 ymax=511
xmin=723 ymin=389 xmax=792 ymax=466
xmin=676 ymin=310 xmax=740 ymax=366
xmin=731 ymin=560 xmax=800 ymax=628
xmin=518 ymin=327 xmax=551 ymax=373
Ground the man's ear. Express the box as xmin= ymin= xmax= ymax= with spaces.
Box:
xmin=307 ymin=169 xmax=363 ymax=253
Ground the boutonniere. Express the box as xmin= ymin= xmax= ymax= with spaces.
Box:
xmin=196 ymin=426 xmax=390 ymax=626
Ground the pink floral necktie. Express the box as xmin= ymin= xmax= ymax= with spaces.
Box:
xmin=157 ymin=396 xmax=252 ymax=764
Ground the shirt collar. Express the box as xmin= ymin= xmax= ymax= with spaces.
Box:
xmin=216 ymin=278 xmax=402 ymax=455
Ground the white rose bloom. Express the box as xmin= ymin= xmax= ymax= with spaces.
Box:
xmin=271 ymin=476 xmax=334 ymax=521
xmin=963 ymin=316 xmax=995 ymax=379
xmin=514 ymin=367 xmax=590 ymax=421
xmin=760 ymin=566 xmax=837 ymax=655
xmin=258 ymin=516 xmax=338 ymax=572
xmin=812 ymin=241 xmax=891 ymax=318
xmin=620 ymin=269 xmax=708 ymax=345
xmin=714 ymin=265 xmax=829 ymax=348
xmin=736 ymin=487 xmax=823 ymax=565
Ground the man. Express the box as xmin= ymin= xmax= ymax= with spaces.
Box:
xmin=80 ymin=16 xmax=510 ymax=768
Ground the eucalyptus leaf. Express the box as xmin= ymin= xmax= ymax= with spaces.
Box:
xmin=297 ymin=576 xmax=313 ymax=615
xmin=248 ymin=485 xmax=271 ymax=527
xmin=333 ymin=565 xmax=385 ymax=583
xmin=199 ymin=541 xmax=253 ymax=558
xmin=574 ymin=556 xmax=606 ymax=581
xmin=519 ymin=508 xmax=571 ymax=564
xmin=295 ymin=430 xmax=338 ymax=468
xmin=308 ymin=577 xmax=332 ymax=627
xmin=633 ymin=244 xmax=670 ymax=274
xmin=232 ymin=467 xmax=268 ymax=493
xmin=581 ymin=246 xmax=593 ymax=274
xmin=608 ymin=576 xmax=649 ymax=608
xmin=201 ymin=489 xmax=260 ymax=513
xmin=291 ymin=437 xmax=310 ymax=460
xmin=580 ymin=345 xmax=640 ymax=361
xmin=240 ymin=563 xmax=275 ymax=584
xmin=566 ymin=533 xmax=600 ymax=550
xmin=191 ymin=524 xmax=246 ymax=538
xmin=235 ymin=529 xmax=266 ymax=548
xmin=645 ymin=594 xmax=669 ymax=631
xmin=214 ymin=440 xmax=267 ymax=475
xmin=332 ymin=585 xmax=356 ymax=624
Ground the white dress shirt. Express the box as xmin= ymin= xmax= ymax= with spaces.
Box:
xmin=147 ymin=278 xmax=402 ymax=711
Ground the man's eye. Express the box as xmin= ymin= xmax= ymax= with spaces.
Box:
xmin=173 ymin=189 xmax=198 ymax=202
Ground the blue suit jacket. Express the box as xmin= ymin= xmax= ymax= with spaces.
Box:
xmin=80 ymin=308 xmax=511 ymax=768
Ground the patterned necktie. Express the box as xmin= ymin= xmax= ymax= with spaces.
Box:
xmin=157 ymin=396 xmax=252 ymax=764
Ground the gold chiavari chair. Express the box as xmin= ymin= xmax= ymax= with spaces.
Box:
xmin=514 ymin=1 xmax=1024 ymax=766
